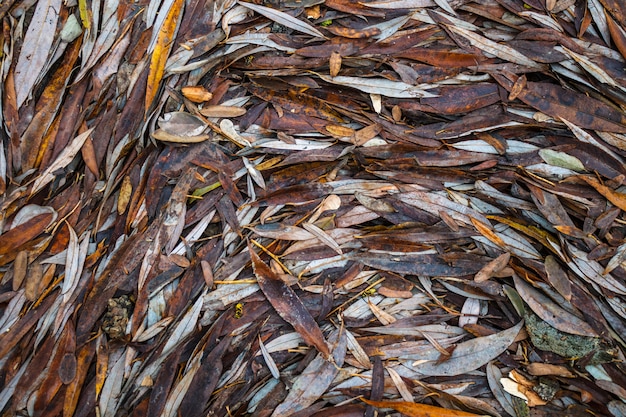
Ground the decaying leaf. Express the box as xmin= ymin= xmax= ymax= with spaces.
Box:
xmin=250 ymin=245 xmax=330 ymax=358
xmin=271 ymin=328 xmax=346 ymax=416
xmin=3 ymin=0 xmax=626 ymax=415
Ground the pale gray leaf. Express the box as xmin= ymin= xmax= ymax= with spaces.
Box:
xmin=271 ymin=328 xmax=346 ymax=417
xmin=364 ymin=0 xmax=434 ymax=7
xmin=316 ymin=73 xmax=438 ymax=98
xmin=412 ymin=321 xmax=523 ymax=376
xmin=237 ymin=1 xmax=326 ymax=38
xmin=447 ymin=25 xmax=542 ymax=69
xmin=14 ymin=0 xmax=62 ymax=107
xmin=32 ymin=129 xmax=95 ymax=195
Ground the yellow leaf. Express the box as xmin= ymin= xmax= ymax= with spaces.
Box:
xmin=78 ymin=0 xmax=91 ymax=30
xmin=325 ymin=124 xmax=355 ymax=137
xmin=487 ymin=215 xmax=558 ymax=254
xmin=361 ymin=398 xmax=486 ymax=417
xmin=146 ymin=0 xmax=185 ymax=114
xmin=95 ymin=338 xmax=108 ymax=399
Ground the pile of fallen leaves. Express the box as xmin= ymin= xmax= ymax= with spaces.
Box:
xmin=1 ymin=0 xmax=626 ymax=415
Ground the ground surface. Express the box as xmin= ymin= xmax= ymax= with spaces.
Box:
xmin=1 ymin=0 xmax=626 ymax=416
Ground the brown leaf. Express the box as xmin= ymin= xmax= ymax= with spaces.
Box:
xmin=250 ymin=244 xmax=330 ymax=358
xmin=606 ymin=12 xmax=626 ymax=61
xmin=20 ymin=37 xmax=82 ymax=170
xmin=544 ymin=255 xmax=572 ymax=301
xmin=325 ymin=25 xmax=381 ymax=39
xmin=199 ymin=105 xmax=247 ymax=118
xmin=12 ymin=250 xmax=28 ymax=291
xmin=63 ymin=339 xmax=96 ymax=416
xmin=117 ymin=175 xmax=132 ymax=215
xmin=513 ymin=274 xmax=597 ymax=337
xmin=393 ymin=84 xmax=500 ymax=115
xmin=475 ymin=252 xmax=511 ymax=282
xmin=493 ymin=73 xmax=626 ymax=132
xmin=576 ymin=175 xmax=626 ymax=211
xmin=0 ymin=213 xmax=54 ymax=256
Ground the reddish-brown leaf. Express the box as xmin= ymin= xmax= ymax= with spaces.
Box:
xmin=250 ymin=244 xmax=330 ymax=358
xmin=0 ymin=213 xmax=54 ymax=256
xmin=63 ymin=339 xmax=97 ymax=417
xmin=493 ymin=73 xmax=626 ymax=132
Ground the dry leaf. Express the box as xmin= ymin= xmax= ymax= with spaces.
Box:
xmin=329 ymin=51 xmax=341 ymax=77
xmin=361 ymin=398 xmax=484 ymax=416
xmin=182 ymin=86 xmax=213 ymax=103
xmin=146 ymin=0 xmax=185 ymax=112
xmin=250 ymin=245 xmax=331 ymax=358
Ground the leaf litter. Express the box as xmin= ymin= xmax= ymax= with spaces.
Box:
xmin=1 ymin=0 xmax=626 ymax=416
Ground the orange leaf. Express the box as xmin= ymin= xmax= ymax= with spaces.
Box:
xmin=145 ymin=0 xmax=185 ymax=114
xmin=63 ymin=340 xmax=97 ymax=417
xmin=470 ymin=217 xmax=506 ymax=249
xmin=606 ymin=12 xmax=626 ymax=62
xmin=576 ymin=175 xmax=626 ymax=211
xmin=22 ymin=37 xmax=82 ymax=170
xmin=80 ymin=122 xmax=99 ymax=177
xmin=181 ymin=85 xmax=213 ymax=103
xmin=96 ymin=336 xmax=109 ymax=399
xmin=325 ymin=25 xmax=381 ymax=38
xmin=361 ymin=399 xmax=484 ymax=417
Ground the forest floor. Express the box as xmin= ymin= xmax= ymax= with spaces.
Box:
xmin=1 ymin=0 xmax=626 ymax=416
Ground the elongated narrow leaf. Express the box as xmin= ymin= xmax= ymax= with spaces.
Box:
xmin=14 ymin=0 xmax=62 ymax=107
xmin=238 ymin=1 xmax=326 ymax=38
xmin=361 ymin=399 xmax=484 ymax=417
xmin=513 ymin=274 xmax=596 ymax=337
xmin=250 ymin=245 xmax=330 ymax=358
xmin=412 ymin=321 xmax=523 ymax=376
xmin=146 ymin=0 xmax=185 ymax=112
xmin=162 ymin=295 xmax=204 ymax=354
xmin=576 ymin=175 xmax=626 ymax=211
xmin=364 ymin=0 xmax=435 ymax=8
xmin=32 ymin=129 xmax=94 ymax=195
xmin=493 ymin=73 xmax=626 ymax=132
xmin=272 ymin=329 xmax=346 ymax=416
xmin=316 ymin=73 xmax=438 ymax=98
xmin=446 ymin=25 xmax=542 ymax=69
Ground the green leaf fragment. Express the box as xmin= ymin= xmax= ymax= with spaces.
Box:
xmin=524 ymin=311 xmax=616 ymax=364
xmin=538 ymin=149 xmax=585 ymax=171
xmin=192 ymin=181 xmax=222 ymax=197
xmin=61 ymin=14 xmax=83 ymax=43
